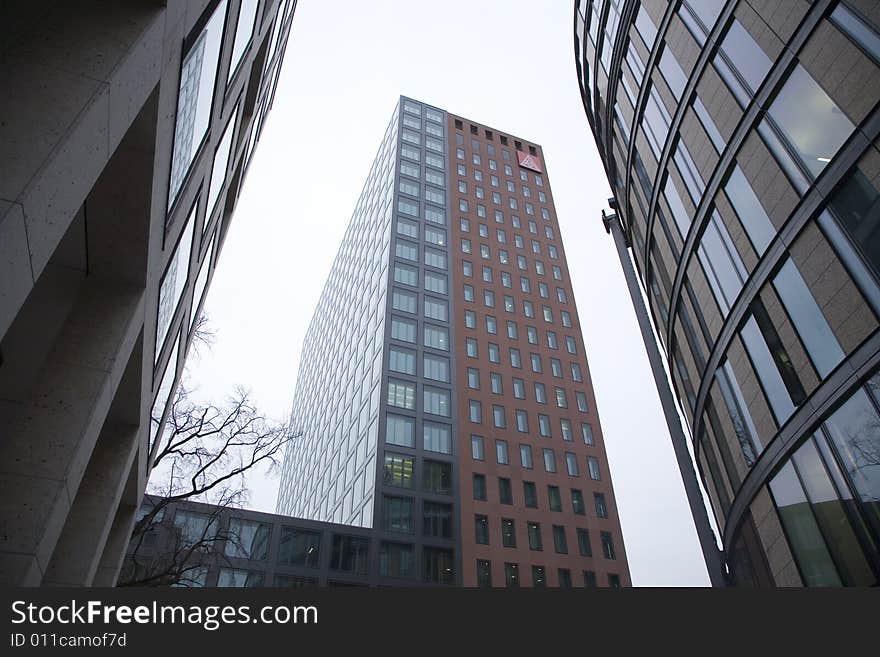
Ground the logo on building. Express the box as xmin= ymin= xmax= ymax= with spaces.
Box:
xmin=517 ymin=151 xmax=542 ymax=172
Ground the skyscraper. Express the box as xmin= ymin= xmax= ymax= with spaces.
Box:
xmin=278 ymin=96 xmax=631 ymax=587
xmin=0 ymin=0 xmax=296 ymax=586
xmin=574 ymin=0 xmax=880 ymax=586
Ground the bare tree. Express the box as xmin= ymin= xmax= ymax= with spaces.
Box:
xmin=119 ymin=359 xmax=297 ymax=586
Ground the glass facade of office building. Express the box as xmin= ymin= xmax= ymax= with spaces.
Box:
xmin=574 ymin=0 xmax=880 ymax=585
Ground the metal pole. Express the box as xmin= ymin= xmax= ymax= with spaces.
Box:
xmin=603 ymin=210 xmax=727 ymax=587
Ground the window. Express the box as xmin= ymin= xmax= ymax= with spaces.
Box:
xmin=392 ymin=288 xmax=417 ymax=313
xmin=424 ymin=387 xmax=450 ymax=417
xmin=524 ymin=481 xmax=538 ymax=508
xmin=486 ymin=315 xmax=497 ymax=334
xmin=493 ymin=405 xmax=506 ymax=428
xmin=490 ymin=372 xmax=503 ymax=394
xmin=488 ymin=343 xmax=500 ymax=363
xmin=379 ymin=542 xmax=414 ymax=579
xmin=496 ymin=440 xmax=510 ymax=465
xmin=155 ymin=201 xmax=195 ymax=360
xmin=588 ymin=456 xmax=601 ymax=480
xmin=555 ymin=388 xmax=568 ymax=408
xmin=423 ymin=547 xmax=454 ymax=584
xmin=397 ymin=219 xmax=418 ymax=238
xmin=278 ymin=528 xmax=321 ymax=568
xmin=565 ymin=452 xmax=579 ymax=477
xmin=473 ymin=473 xmax=487 ymax=500
xmin=577 ymin=529 xmax=593 ymax=557
xmin=424 ymin=354 xmax=450 ymax=382
xmin=538 ymin=414 xmax=551 ymax=437
xmin=330 ymin=534 xmax=370 ymax=575
xmin=423 ymin=502 xmax=452 ymax=538
xmin=205 ymin=105 xmax=239 ymax=219
xmin=520 ymin=444 xmax=533 ymax=469
xmin=504 ymin=562 xmax=520 ymax=587
xmin=572 ymin=489 xmax=586 ymax=515
xmin=527 ymin=522 xmax=543 ymax=551
xmin=499 ymin=477 xmax=513 ymax=504
xmin=425 ymin=227 xmax=446 ymax=247
xmin=595 ymin=493 xmax=608 ymax=518
xmin=576 ymin=391 xmax=589 ymax=412
xmin=384 ymin=452 xmax=414 ymax=488
xmin=504 ymin=295 xmax=515 ymax=312
xmin=482 ymin=265 xmax=493 ymax=282
xmin=566 ymin=336 xmax=577 ymax=354
xmin=466 ymin=337 xmax=478 ymax=357
xmin=601 ymin=532 xmax=616 ymax=559
xmin=383 ymin=496 xmax=413 ymax=533
xmin=561 ymin=311 xmax=572 ymax=328
xmin=387 ymin=379 xmax=415 ymax=409
xmin=464 ymin=311 xmax=476 ymax=330
xmin=386 ymin=414 xmax=415 ymax=447
xmin=548 ymin=485 xmax=562 ymax=512
xmin=471 ymin=435 xmax=485 ymax=460
xmin=399 ymin=179 xmax=419 ymax=197
xmin=167 ymin=0 xmax=227 ymax=211
xmin=225 ymin=518 xmax=270 ymax=560
xmin=501 ymin=519 xmax=516 ymax=547
xmin=530 ymin=353 xmax=542 ymax=373
xmin=394 ymin=263 xmax=418 ymax=286
xmin=423 ymin=421 xmax=452 ymax=454
xmin=425 ymin=248 xmax=447 ymax=270
xmin=561 ymin=418 xmax=573 ymax=441
xmin=516 ymin=409 xmax=529 ymax=433
xmin=507 ymin=321 xmax=518 ymax=339
xmin=512 ymin=378 xmax=526 ymax=399
xmin=546 ymin=332 xmax=558 ymax=350
xmin=469 ymin=400 xmax=482 ymax=423
xmin=484 ymin=289 xmax=495 ymax=307
xmin=399 ymin=197 xmax=419 ymax=217
xmin=552 ymin=525 xmax=568 ymax=554
xmin=424 ymin=324 xmax=449 ymax=351
xmin=570 ymin=363 xmax=583 ymax=382
xmin=424 ymin=297 xmax=447 ymax=321
xmin=477 ymin=560 xmax=492 ymax=587
xmin=524 ymin=301 xmax=535 ymax=318
xmin=467 ymin=368 xmax=480 ymax=389
xmin=543 ymin=448 xmax=557 ymax=473
xmin=768 ymin=64 xmax=854 ymax=179
xmin=463 ymin=284 xmax=474 ymax=301
xmin=582 ymin=423 xmax=595 ymax=445
xmin=389 ymin=347 xmax=416 ymax=375
xmin=475 ymin=515 xmax=490 ymax=544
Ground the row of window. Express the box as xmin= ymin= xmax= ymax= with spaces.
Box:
xmin=472 ymin=475 xmax=605 ymax=511
xmin=456 ymin=177 xmax=549 ymax=205
xmin=477 ymin=560 xmax=621 ymax=588
xmin=462 ymin=254 xmax=565 ymax=288
xmin=467 ymin=393 xmax=589 ymax=423
xmin=473 ymin=436 xmax=602 ymax=476
xmin=475 ymin=516 xmax=614 ymax=558
xmin=462 ymin=217 xmax=557 ymax=245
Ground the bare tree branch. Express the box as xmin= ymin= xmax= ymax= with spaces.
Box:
xmin=120 ymin=329 xmax=299 ymax=586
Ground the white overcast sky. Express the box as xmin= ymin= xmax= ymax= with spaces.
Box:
xmin=180 ymin=0 xmax=712 ymax=586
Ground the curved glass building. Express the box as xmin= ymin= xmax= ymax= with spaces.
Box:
xmin=574 ymin=0 xmax=880 ymax=586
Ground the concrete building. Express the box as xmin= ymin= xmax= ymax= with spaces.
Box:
xmin=277 ymin=96 xmax=631 ymax=587
xmin=0 ymin=0 xmax=296 ymax=586
xmin=574 ymin=0 xmax=880 ymax=586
